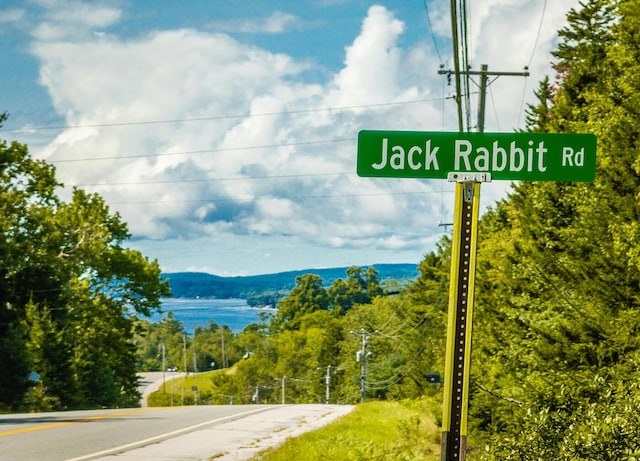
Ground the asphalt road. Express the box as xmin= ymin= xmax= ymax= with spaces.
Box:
xmin=0 ymin=404 xmax=354 ymax=461
xmin=137 ymin=371 xmax=183 ymax=407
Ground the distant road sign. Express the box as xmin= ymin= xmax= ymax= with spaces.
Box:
xmin=357 ymin=130 xmax=596 ymax=182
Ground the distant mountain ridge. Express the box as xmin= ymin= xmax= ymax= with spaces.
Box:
xmin=163 ymin=263 xmax=419 ymax=302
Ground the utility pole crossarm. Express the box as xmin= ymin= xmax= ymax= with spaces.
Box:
xmin=438 ymin=66 xmax=530 ymax=77
xmin=439 ymin=64 xmax=530 ymax=133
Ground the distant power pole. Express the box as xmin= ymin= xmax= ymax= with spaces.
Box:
xmin=161 ymin=343 xmax=166 ymax=393
xmin=220 ymin=328 xmax=228 ymax=368
xmin=351 ymin=329 xmax=379 ymax=402
xmin=273 ymin=376 xmax=287 ymax=404
xmin=324 ymin=365 xmax=333 ymax=404
xmin=182 ymin=334 xmax=188 ymax=376
xmin=192 ymin=350 xmax=199 ymax=405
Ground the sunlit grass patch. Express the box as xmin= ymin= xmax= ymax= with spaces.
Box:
xmin=252 ymin=399 xmax=441 ymax=461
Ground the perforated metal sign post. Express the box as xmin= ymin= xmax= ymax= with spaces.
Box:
xmin=357 ymin=130 xmax=597 ymax=461
xmin=440 ymin=180 xmax=481 ymax=461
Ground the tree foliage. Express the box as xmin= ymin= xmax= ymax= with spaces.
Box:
xmin=138 ymin=260 xmax=448 ymax=406
xmin=469 ymin=0 xmax=640 ymax=457
xmin=20 ymin=3 xmax=640 ymax=457
xmin=0 ymin=130 xmax=170 ymax=411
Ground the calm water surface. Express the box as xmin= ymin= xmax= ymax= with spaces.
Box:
xmin=149 ymin=298 xmax=272 ymax=333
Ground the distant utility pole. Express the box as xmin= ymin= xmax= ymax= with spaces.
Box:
xmin=351 ymin=329 xmax=379 ymax=402
xmin=437 ymin=64 xmax=529 ymax=461
xmin=438 ymin=64 xmax=530 ymax=132
xmin=323 ymin=365 xmax=334 ymax=404
xmin=220 ymin=328 xmax=228 ymax=368
xmin=192 ymin=327 xmax=199 ymax=405
xmin=273 ymin=376 xmax=287 ymax=404
xmin=192 ymin=350 xmax=199 ymax=405
xmin=182 ymin=334 xmax=187 ymax=406
xmin=161 ymin=343 xmax=166 ymax=393
xmin=438 ymin=221 xmax=454 ymax=232
xmin=182 ymin=334 xmax=188 ymax=375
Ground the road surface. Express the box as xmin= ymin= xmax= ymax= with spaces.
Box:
xmin=0 ymin=404 xmax=354 ymax=461
xmin=137 ymin=371 xmax=183 ymax=407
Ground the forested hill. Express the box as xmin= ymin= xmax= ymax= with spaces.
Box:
xmin=163 ymin=263 xmax=418 ymax=301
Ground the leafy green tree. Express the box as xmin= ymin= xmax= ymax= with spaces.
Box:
xmin=398 ymin=242 xmax=451 ymax=398
xmin=193 ymin=323 xmax=244 ymax=371
xmin=335 ymin=296 xmax=404 ymax=403
xmin=270 ymin=274 xmax=329 ymax=332
xmin=328 ymin=266 xmax=383 ymax=315
xmin=0 ymin=130 xmax=170 ymax=410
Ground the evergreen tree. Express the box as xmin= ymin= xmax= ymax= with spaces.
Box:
xmin=471 ymin=1 xmax=640 ymax=457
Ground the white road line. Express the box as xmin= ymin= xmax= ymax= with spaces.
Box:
xmin=64 ymin=407 xmax=272 ymax=461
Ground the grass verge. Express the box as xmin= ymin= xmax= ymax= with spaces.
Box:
xmin=147 ymin=370 xmax=218 ymax=406
xmin=251 ymin=399 xmax=442 ymax=461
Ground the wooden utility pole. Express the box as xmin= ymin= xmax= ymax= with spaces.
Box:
xmin=351 ymin=329 xmax=378 ymax=402
xmin=438 ymin=65 xmax=530 ymax=133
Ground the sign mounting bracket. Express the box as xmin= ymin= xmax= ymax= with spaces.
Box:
xmin=447 ymin=172 xmax=492 ymax=183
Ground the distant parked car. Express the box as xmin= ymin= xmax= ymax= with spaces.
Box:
xmin=167 ymin=366 xmax=178 ymax=372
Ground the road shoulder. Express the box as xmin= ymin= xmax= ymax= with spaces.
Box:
xmin=88 ymin=404 xmax=354 ymax=461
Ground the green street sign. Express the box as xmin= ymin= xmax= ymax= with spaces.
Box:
xmin=357 ymin=130 xmax=597 ymax=182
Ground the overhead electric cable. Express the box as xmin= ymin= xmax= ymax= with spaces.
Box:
xmin=423 ymin=0 xmax=444 ymax=63
xmin=518 ymin=0 xmax=548 ymax=129
xmin=74 ymin=171 xmax=354 ymax=188
xmin=48 ymin=138 xmax=355 ymax=163
xmin=489 ymin=86 xmax=501 ymax=131
xmin=527 ymin=0 xmax=548 ymax=68
xmin=3 ymin=96 xmax=447 ymax=133
xmin=100 ymin=189 xmax=457 ymax=206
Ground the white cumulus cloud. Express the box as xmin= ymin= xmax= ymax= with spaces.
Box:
xmin=25 ymin=2 xmax=580 ymax=273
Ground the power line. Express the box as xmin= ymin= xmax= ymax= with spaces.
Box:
xmin=3 ymin=96 xmax=448 ymax=133
xmin=488 ymin=85 xmax=501 ymax=131
xmin=527 ymin=0 xmax=548 ymax=68
xmin=459 ymin=0 xmax=472 ymax=131
xmin=48 ymin=138 xmax=355 ymax=163
xmin=518 ymin=0 xmax=549 ymax=129
xmin=73 ymin=171 xmax=353 ymax=188
xmin=422 ymin=0 xmax=444 ymax=64
xmin=102 ymin=189 xmax=455 ymax=207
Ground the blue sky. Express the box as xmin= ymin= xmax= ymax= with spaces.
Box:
xmin=1 ymin=0 xmax=577 ymax=275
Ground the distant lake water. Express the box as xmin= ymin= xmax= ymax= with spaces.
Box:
xmin=149 ymin=298 xmax=273 ymax=333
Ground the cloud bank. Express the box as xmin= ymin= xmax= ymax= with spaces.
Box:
xmin=22 ymin=1 xmax=578 ymax=273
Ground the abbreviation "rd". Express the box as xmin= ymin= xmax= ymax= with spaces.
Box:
xmin=562 ymin=147 xmax=585 ymax=167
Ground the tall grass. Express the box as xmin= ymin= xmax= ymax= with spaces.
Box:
xmin=251 ymin=399 xmax=442 ymax=461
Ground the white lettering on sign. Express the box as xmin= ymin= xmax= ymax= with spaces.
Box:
xmin=562 ymin=147 xmax=585 ymax=166
xmin=454 ymin=140 xmax=548 ymax=173
xmin=372 ymin=138 xmax=440 ymax=171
